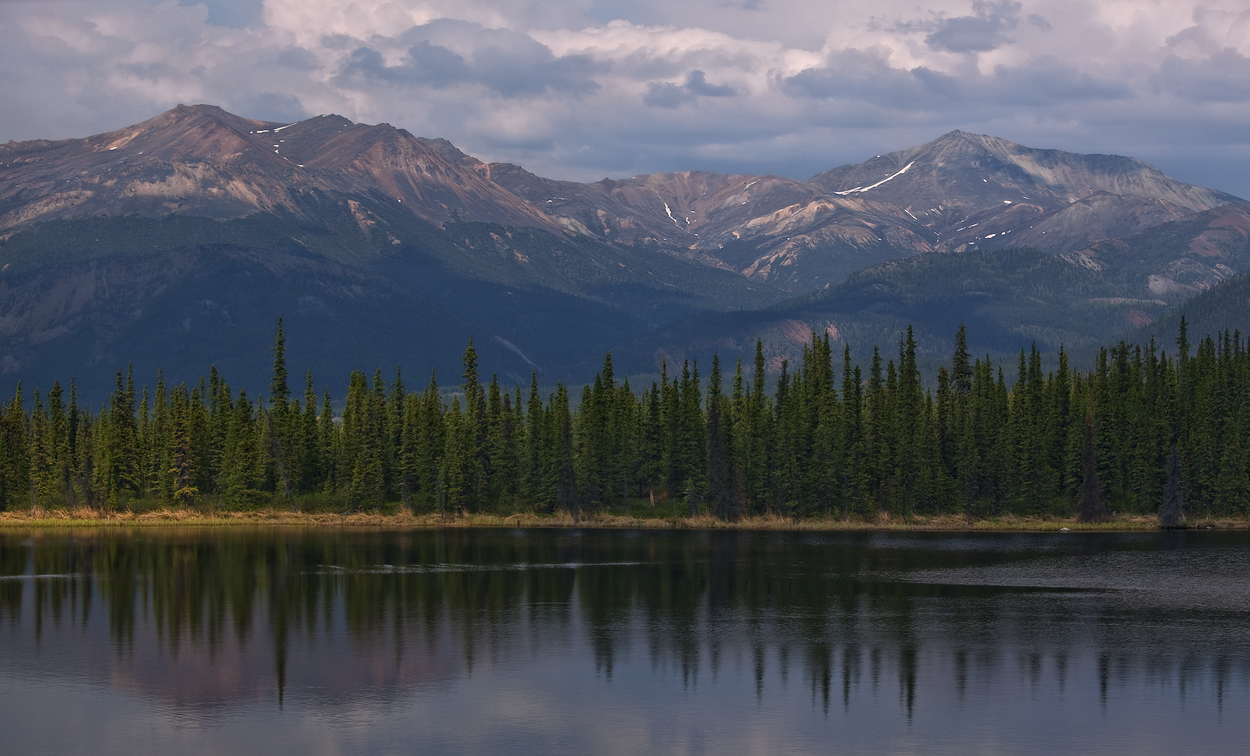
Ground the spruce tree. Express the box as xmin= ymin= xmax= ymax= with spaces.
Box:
xmin=522 ymin=373 xmax=546 ymax=506
xmin=170 ymin=386 xmax=198 ymax=508
xmin=747 ymin=341 xmax=771 ymax=515
xmin=319 ymin=389 xmax=337 ymax=495
xmin=553 ymin=384 xmax=578 ymax=518
xmin=72 ymin=410 xmax=97 ymax=509
xmin=895 ymin=328 xmax=922 ymax=518
xmin=47 ymin=382 xmax=71 ymax=502
xmin=29 ymin=391 xmax=53 ymax=507
xmin=460 ymin=342 xmax=486 ymax=507
xmin=706 ymin=355 xmax=732 ymax=521
xmin=1159 ymin=444 xmax=1185 ymax=528
xmin=639 ymin=381 xmax=664 ymax=505
xmin=221 ymin=391 xmax=259 ymax=507
xmin=299 ymin=372 xmax=321 ymax=493
xmin=418 ymin=372 xmax=445 ymax=505
xmin=398 ymin=391 xmax=420 ymax=511
xmin=441 ymin=396 xmax=469 ymax=512
xmin=270 ymin=317 xmax=290 ymax=407
xmin=841 ymin=347 xmax=864 ymax=519
xmin=1077 ymin=413 xmax=1109 ymax=523
xmin=484 ymin=376 xmax=506 ymax=506
xmin=105 ymin=368 xmax=140 ymax=508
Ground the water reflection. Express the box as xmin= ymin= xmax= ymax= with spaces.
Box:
xmin=0 ymin=529 xmax=1247 ymax=755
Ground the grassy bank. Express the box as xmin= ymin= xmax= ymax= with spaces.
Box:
xmin=0 ymin=506 xmax=1242 ymax=532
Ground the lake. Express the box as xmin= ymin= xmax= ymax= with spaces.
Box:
xmin=0 ymin=527 xmax=1247 ymax=755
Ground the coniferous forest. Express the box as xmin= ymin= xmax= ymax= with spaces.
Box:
xmin=1 ymin=318 xmax=1247 ymax=524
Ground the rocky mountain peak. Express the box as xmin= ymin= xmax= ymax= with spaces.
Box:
xmin=89 ymin=104 xmax=281 ymax=164
xmin=1 ymin=104 xmax=1244 ymax=296
xmin=0 ymin=107 xmax=559 ymax=232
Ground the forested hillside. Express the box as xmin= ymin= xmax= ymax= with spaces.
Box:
xmin=1134 ymin=272 xmax=1250 ymax=352
xmin=0 ymin=319 xmax=1243 ymax=523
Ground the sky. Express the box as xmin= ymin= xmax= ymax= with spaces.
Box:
xmin=1 ymin=0 xmax=1248 ymax=197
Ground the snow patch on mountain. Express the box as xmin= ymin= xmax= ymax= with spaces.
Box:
xmin=834 ymin=162 xmax=914 ymax=196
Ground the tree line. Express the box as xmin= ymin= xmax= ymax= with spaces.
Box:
xmin=0 ymin=318 xmax=1244 ymax=523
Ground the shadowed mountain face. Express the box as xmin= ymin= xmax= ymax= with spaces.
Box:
xmin=603 ymin=204 xmax=1250 ymax=378
xmin=0 ymin=105 xmax=1246 ymax=398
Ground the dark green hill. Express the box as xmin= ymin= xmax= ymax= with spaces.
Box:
xmin=601 ymin=202 xmax=1250 ymax=380
xmin=1130 ymin=271 xmax=1250 ymax=351
xmin=601 ymin=247 xmax=1163 ymax=379
xmin=0 ymin=203 xmax=779 ymax=404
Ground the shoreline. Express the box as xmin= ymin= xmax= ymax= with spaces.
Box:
xmin=0 ymin=508 xmax=1242 ymax=532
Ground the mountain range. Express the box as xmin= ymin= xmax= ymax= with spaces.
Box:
xmin=1 ymin=104 xmax=1247 ymax=401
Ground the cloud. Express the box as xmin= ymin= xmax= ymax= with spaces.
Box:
xmin=334 ymin=25 xmax=597 ymax=97
xmin=1026 ymin=13 xmax=1051 ymax=31
xmin=645 ymin=69 xmax=736 ymax=107
xmin=641 ymin=82 xmax=690 ymax=108
xmin=471 ymin=28 xmax=600 ymax=96
xmin=0 ymin=0 xmax=1248 ymax=198
xmin=340 ymin=42 xmax=470 ymax=87
xmin=276 ymin=46 xmax=321 ymax=72
xmin=780 ymin=48 xmax=934 ymax=105
xmin=925 ymin=0 xmax=1022 ymax=53
xmin=685 ymin=70 xmax=735 ymax=97
xmin=227 ymin=91 xmax=309 ymax=122
xmin=991 ymin=59 xmax=1131 ymax=104
xmin=178 ymin=0 xmax=264 ymax=29
xmin=779 ymin=51 xmax=1130 ymax=120
xmin=1159 ymin=48 xmax=1250 ymax=103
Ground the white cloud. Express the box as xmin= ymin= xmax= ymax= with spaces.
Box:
xmin=0 ymin=0 xmax=1248 ymax=197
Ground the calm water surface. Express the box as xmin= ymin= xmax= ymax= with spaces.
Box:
xmin=1 ymin=528 xmax=1248 ymax=755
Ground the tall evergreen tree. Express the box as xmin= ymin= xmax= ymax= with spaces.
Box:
xmin=1078 ymin=413 xmax=1109 ymax=523
xmin=270 ymin=317 xmax=290 ymax=407
xmin=706 ymin=355 xmax=732 ymax=521
xmin=170 ymin=385 xmax=198 ymax=507
xmin=1159 ymin=444 xmax=1185 ymax=528
xmin=553 ymin=384 xmax=578 ymax=518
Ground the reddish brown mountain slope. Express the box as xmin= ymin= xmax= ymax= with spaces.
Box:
xmin=0 ymin=104 xmax=558 ymax=233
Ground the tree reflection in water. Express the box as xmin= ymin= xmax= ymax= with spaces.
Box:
xmin=0 ymin=528 xmax=1248 ymax=751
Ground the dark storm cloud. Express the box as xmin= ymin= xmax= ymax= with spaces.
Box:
xmin=340 ymin=42 xmax=470 ymax=88
xmin=779 ymin=48 xmax=947 ymax=106
xmin=408 ymin=41 xmax=473 ymax=84
xmin=471 ymin=28 xmax=599 ymax=96
xmin=926 ymin=0 xmax=1022 ymax=53
xmin=685 ymin=70 xmax=735 ymax=97
xmin=779 ymin=49 xmax=1128 ymax=110
xmin=1158 ymin=49 xmax=1250 ymax=103
xmin=644 ymin=70 xmax=736 ymax=108
xmin=991 ymin=60 xmax=1131 ymax=103
xmin=644 ymin=82 xmax=694 ymax=108
xmin=336 ymin=26 xmax=597 ymax=97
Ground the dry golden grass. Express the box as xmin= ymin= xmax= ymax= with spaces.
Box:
xmin=0 ymin=507 xmax=1245 ymax=532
